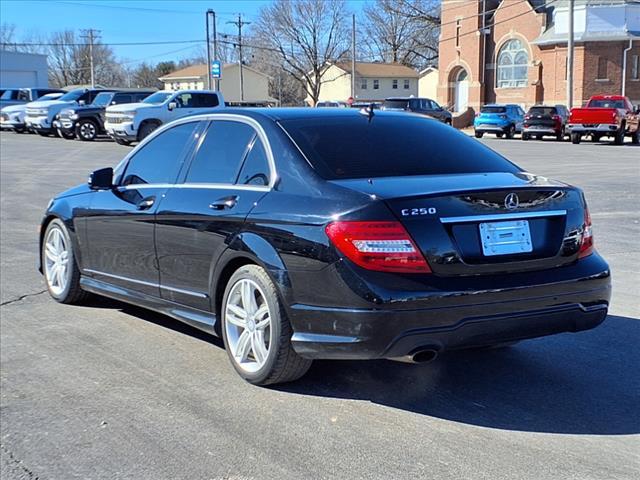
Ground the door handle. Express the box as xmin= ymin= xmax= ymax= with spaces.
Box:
xmin=209 ymin=195 xmax=239 ymax=210
xmin=136 ymin=196 xmax=155 ymax=210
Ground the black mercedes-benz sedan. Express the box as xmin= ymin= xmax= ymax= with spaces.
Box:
xmin=38 ymin=108 xmax=611 ymax=385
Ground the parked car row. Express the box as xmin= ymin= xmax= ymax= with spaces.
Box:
xmin=1 ymin=88 xmax=225 ymax=144
xmin=474 ymin=95 xmax=639 ymax=144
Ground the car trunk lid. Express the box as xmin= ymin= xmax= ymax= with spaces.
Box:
xmin=332 ymin=173 xmax=586 ymax=276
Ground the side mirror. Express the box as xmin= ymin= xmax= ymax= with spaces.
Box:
xmin=168 ymin=101 xmax=177 ymax=111
xmin=88 ymin=167 xmax=113 ymax=190
xmin=78 ymin=100 xmax=86 ymax=106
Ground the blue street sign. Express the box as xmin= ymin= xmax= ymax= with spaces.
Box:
xmin=211 ymin=60 xmax=222 ymax=79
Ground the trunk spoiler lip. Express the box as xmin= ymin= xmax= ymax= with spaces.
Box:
xmin=329 ymin=172 xmax=571 ymax=201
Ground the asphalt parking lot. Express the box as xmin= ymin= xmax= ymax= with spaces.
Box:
xmin=1 ymin=131 xmax=639 ymax=480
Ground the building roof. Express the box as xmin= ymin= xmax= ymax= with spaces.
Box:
xmin=333 ymin=62 xmax=419 ymax=78
xmin=159 ymin=63 xmax=270 ymax=81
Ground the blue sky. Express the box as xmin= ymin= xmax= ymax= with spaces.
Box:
xmin=1 ymin=0 xmax=367 ymax=65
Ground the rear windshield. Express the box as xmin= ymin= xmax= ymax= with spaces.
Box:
xmin=383 ymin=100 xmax=409 ymax=110
xmin=528 ymin=107 xmax=557 ymax=116
xmin=280 ymin=114 xmax=520 ymax=180
xmin=481 ymin=106 xmax=506 ymax=113
xmin=588 ymin=99 xmax=625 ymax=109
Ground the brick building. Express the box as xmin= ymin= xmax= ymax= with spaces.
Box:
xmin=438 ymin=0 xmax=640 ymax=120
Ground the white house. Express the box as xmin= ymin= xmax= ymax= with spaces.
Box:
xmin=308 ymin=62 xmax=419 ymax=105
xmin=0 ymin=50 xmax=48 ymax=88
xmin=159 ymin=63 xmax=276 ymax=104
xmin=418 ymin=67 xmax=439 ymax=100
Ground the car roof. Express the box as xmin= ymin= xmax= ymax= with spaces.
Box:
xmin=187 ymin=107 xmax=422 ymax=123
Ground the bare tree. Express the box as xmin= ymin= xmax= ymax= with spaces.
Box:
xmin=253 ymin=0 xmax=351 ymax=106
xmin=363 ymin=0 xmax=440 ymax=69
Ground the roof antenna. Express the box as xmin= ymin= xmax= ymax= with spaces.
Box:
xmin=359 ymin=103 xmax=375 ymax=123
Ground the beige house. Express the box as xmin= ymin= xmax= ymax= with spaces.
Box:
xmin=418 ymin=67 xmax=439 ymax=100
xmin=308 ymin=62 xmax=419 ymax=105
xmin=159 ymin=63 xmax=276 ymax=104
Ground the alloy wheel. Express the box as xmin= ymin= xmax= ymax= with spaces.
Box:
xmin=80 ymin=122 xmax=96 ymax=139
xmin=224 ymin=278 xmax=272 ymax=373
xmin=44 ymin=226 xmax=70 ymax=296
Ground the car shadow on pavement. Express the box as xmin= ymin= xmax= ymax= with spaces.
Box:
xmin=93 ymin=295 xmax=639 ymax=436
xmin=276 ymin=314 xmax=640 ymax=436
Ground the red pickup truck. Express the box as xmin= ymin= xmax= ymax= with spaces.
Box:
xmin=567 ymin=95 xmax=639 ymax=145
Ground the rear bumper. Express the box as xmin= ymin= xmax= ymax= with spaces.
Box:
xmin=567 ymin=123 xmax=618 ymax=133
xmin=523 ymin=126 xmax=559 ymax=135
xmin=474 ymin=123 xmax=510 ymax=133
xmin=288 ymin=256 xmax=611 ymax=360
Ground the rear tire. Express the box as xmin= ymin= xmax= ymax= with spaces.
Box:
xmin=221 ymin=265 xmax=312 ymax=386
xmin=614 ymin=125 xmax=625 ymax=145
xmin=496 ymin=132 xmax=504 ymax=138
xmin=571 ymin=132 xmax=581 ymax=144
xmin=474 ymin=131 xmax=484 ymax=138
xmin=114 ymin=138 xmax=132 ymax=146
xmin=556 ymin=128 xmax=564 ymax=141
xmin=506 ymin=125 xmax=516 ymax=139
xmin=41 ymin=219 xmax=88 ymax=304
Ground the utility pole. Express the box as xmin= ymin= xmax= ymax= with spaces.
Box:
xmin=212 ymin=11 xmax=219 ymax=91
xmin=206 ymin=10 xmax=212 ymax=90
xmin=227 ymin=14 xmax=250 ymax=102
xmin=351 ymin=14 xmax=356 ymax=100
xmin=80 ymin=28 xmax=100 ymax=87
xmin=567 ymin=0 xmax=574 ymax=109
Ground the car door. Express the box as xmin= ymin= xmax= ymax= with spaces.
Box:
xmin=83 ymin=121 xmax=201 ymax=296
xmin=154 ymin=117 xmax=273 ymax=311
xmin=515 ymin=106 xmax=525 ymax=131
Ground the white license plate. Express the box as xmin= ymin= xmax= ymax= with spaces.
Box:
xmin=479 ymin=220 xmax=532 ymax=256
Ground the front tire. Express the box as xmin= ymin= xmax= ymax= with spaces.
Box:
xmin=474 ymin=131 xmax=484 ymax=138
xmin=41 ymin=219 xmax=88 ymax=304
xmin=57 ymin=128 xmax=75 ymax=140
xmin=114 ymin=138 xmax=132 ymax=146
xmin=522 ymin=133 xmax=530 ymax=141
xmin=76 ymin=119 xmax=98 ymax=141
xmin=221 ymin=265 xmax=312 ymax=386
xmin=614 ymin=125 xmax=625 ymax=145
xmin=138 ymin=121 xmax=160 ymax=141
xmin=632 ymin=129 xmax=639 ymax=145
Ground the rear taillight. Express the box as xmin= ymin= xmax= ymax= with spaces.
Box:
xmin=552 ymin=114 xmax=562 ymax=128
xmin=578 ymin=206 xmax=594 ymax=258
xmin=325 ymin=221 xmax=431 ymax=273
xmin=524 ymin=115 xmax=531 ymax=120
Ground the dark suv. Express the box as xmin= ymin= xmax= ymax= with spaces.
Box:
xmin=522 ymin=105 xmax=569 ymax=141
xmin=57 ymin=90 xmax=155 ymax=141
xmin=382 ymin=97 xmax=452 ymax=124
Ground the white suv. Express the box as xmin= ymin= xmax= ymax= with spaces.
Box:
xmin=104 ymin=90 xmax=224 ymax=145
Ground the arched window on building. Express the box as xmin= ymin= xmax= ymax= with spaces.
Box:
xmin=497 ymin=39 xmax=529 ymax=88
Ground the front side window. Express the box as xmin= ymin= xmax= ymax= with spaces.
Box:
xmin=185 ymin=121 xmax=255 ymax=184
xmin=92 ymin=92 xmax=113 ymax=106
xmin=113 ymin=94 xmax=133 ymax=104
xmin=121 ymin=122 xmax=198 ymax=186
xmin=497 ymin=39 xmax=529 ymax=88
xmin=143 ymin=91 xmax=172 ymax=104
xmin=373 ymin=79 xmax=379 ymax=90
xmin=174 ymin=93 xmax=193 ymax=108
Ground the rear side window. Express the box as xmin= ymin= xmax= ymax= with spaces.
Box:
xmin=481 ymin=106 xmax=506 ymax=113
xmin=113 ymin=94 xmax=132 ymax=104
xmin=383 ymin=100 xmax=409 ymax=110
xmin=121 ymin=122 xmax=198 ymax=185
xmin=237 ymin=138 xmax=270 ymax=186
xmin=185 ymin=120 xmax=254 ymax=184
xmin=280 ymin=115 xmax=520 ymax=180
xmin=192 ymin=93 xmax=219 ymax=108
